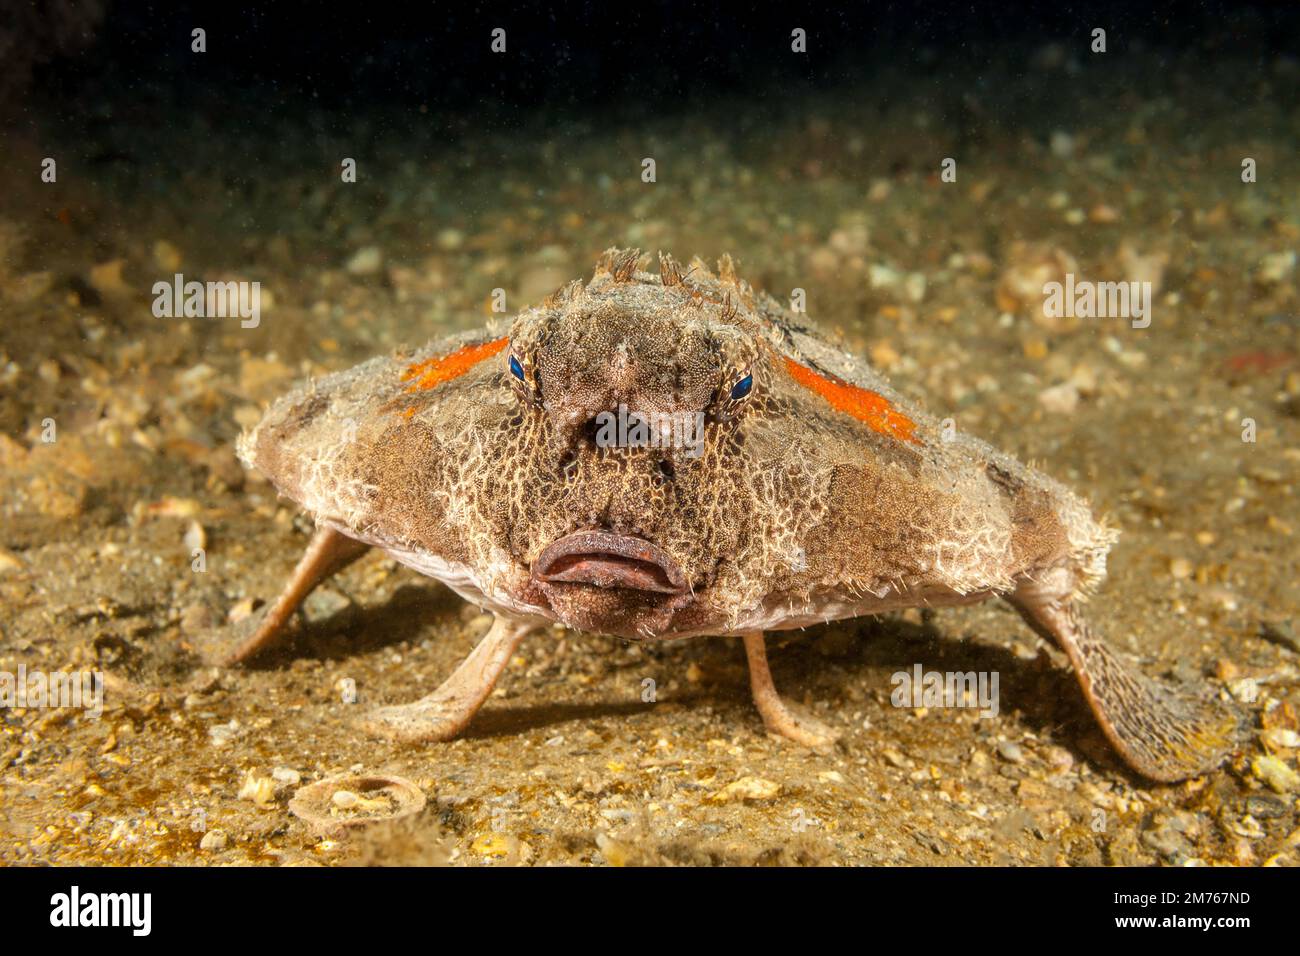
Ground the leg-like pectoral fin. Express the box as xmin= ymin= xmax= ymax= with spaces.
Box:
xmin=1008 ymin=579 xmax=1242 ymax=782
xmin=200 ymin=524 xmax=370 ymax=666
xmin=741 ymin=632 xmax=840 ymax=752
xmin=360 ymin=616 xmax=537 ymax=743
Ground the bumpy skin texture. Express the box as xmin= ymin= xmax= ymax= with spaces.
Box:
xmin=237 ymin=248 xmax=1240 ymax=781
xmin=241 ymin=249 xmax=1104 ymax=636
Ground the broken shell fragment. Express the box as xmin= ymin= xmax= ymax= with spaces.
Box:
xmin=289 ymin=773 xmax=426 ymax=837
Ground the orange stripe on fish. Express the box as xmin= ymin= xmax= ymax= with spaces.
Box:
xmin=401 ymin=336 xmax=510 ymax=393
xmin=783 ymin=356 xmax=919 ymax=443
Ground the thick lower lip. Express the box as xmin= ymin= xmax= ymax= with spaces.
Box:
xmin=533 ymin=531 xmax=687 ymax=595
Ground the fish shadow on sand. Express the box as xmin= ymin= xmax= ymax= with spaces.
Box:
xmin=230 ymin=581 xmax=463 ymax=666
xmin=226 ymin=582 xmax=1151 ymax=780
xmin=780 ymin=611 xmax=1146 ymax=781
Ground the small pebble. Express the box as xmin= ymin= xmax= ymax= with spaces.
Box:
xmin=1049 ymin=130 xmax=1075 ymax=157
xmin=180 ymin=603 xmax=215 ymax=635
xmin=227 ymin=598 xmax=259 ymax=624
xmin=882 ymin=748 xmax=909 ymax=768
xmin=472 ymin=832 xmax=511 ymax=858
xmin=711 ymin=776 xmax=781 ymax=803
xmin=1262 ymin=728 xmax=1300 ymax=750
xmin=331 ymin=790 xmax=360 ymax=810
xmin=1259 ymin=620 xmax=1300 ymax=654
xmin=1043 ymin=746 xmax=1074 ymax=773
xmin=346 ymin=246 xmax=384 ymax=276
xmin=1142 ymin=817 xmax=1194 ymax=863
xmin=272 ymin=766 xmax=302 ymax=786
xmin=238 ymin=771 xmax=277 ymax=807
xmin=1245 ymin=794 xmax=1289 ymax=819
xmin=996 ymin=740 xmax=1025 ymax=764
xmin=88 ymin=259 xmax=129 ymax=296
xmin=1228 ymin=678 xmax=1259 ymax=703
xmin=436 ymin=228 xmax=464 ymax=251
xmin=183 ymin=520 xmax=206 ymax=552
xmin=1256 ymin=250 xmax=1296 ymax=285
xmin=595 ymin=832 xmax=631 ymax=867
xmin=1251 ymin=755 xmax=1300 ymax=794
xmin=1037 ymin=382 xmax=1079 ymax=415
xmin=153 ymin=240 xmax=183 ymax=272
xmin=303 ymin=587 xmax=351 ymax=621
xmin=208 ymin=720 xmax=240 ymax=747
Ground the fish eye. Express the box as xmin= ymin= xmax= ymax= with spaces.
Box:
xmin=509 ymin=354 xmax=525 ymax=381
xmin=729 ymin=374 xmax=753 ymax=400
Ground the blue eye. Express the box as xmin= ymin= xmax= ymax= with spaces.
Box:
xmin=509 ymin=355 xmax=525 ymax=381
xmin=729 ymin=374 xmax=753 ymax=400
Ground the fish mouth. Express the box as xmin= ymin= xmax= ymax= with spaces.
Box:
xmin=533 ymin=531 xmax=687 ymax=595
